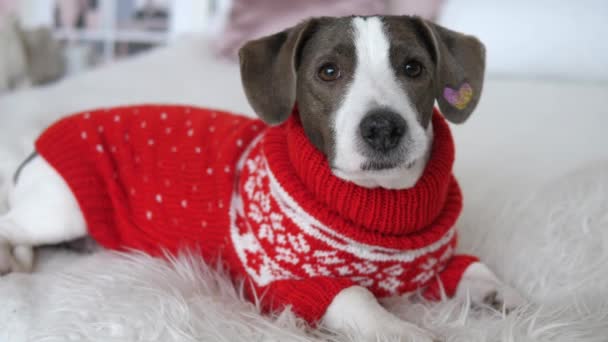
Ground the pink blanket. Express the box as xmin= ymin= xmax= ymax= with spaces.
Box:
xmin=212 ymin=0 xmax=444 ymax=59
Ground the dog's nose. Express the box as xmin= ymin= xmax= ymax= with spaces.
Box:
xmin=359 ymin=111 xmax=407 ymax=152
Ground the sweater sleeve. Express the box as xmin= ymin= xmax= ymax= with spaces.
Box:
xmin=255 ymin=277 xmax=355 ymax=325
xmin=422 ymin=254 xmax=479 ymax=300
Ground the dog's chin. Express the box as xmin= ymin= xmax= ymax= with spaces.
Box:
xmin=332 ymin=158 xmax=425 ymax=190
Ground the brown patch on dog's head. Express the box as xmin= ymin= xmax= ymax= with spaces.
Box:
xmin=239 ymin=17 xmax=357 ymax=157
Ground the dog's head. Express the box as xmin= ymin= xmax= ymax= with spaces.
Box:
xmin=239 ymin=16 xmax=485 ymax=189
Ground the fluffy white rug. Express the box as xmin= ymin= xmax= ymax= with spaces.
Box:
xmin=1 ymin=161 xmax=606 ymax=342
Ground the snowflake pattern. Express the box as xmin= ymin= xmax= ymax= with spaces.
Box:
xmin=230 ymin=138 xmax=457 ymax=295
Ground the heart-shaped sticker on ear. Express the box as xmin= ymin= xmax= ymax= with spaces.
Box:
xmin=443 ymin=83 xmax=473 ymax=110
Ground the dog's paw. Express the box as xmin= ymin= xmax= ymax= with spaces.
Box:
xmin=323 ymin=286 xmax=437 ymax=342
xmin=480 ymin=285 xmax=527 ymax=313
xmin=362 ymin=317 xmax=438 ymax=342
xmin=342 ymin=308 xmax=437 ymax=342
xmin=456 ymin=262 xmax=527 ymax=313
xmin=335 ymin=316 xmax=437 ymax=342
xmin=0 ymin=242 xmax=34 ymax=275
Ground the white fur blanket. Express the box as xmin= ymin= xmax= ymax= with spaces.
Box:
xmin=1 ymin=161 xmax=607 ymax=342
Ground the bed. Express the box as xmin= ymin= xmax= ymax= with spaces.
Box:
xmin=1 ymin=35 xmax=607 ymax=342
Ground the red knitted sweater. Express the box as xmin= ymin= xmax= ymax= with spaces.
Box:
xmin=35 ymin=105 xmax=478 ymax=324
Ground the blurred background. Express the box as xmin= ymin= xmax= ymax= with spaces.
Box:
xmin=0 ymin=0 xmax=607 ymax=199
xmin=1 ymin=3 xmax=608 ymax=341
xmin=1 ymin=0 xmax=607 ymax=91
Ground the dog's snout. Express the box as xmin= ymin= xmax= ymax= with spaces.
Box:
xmin=359 ymin=110 xmax=407 ymax=152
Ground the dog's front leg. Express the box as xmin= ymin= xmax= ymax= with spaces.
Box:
xmin=455 ymin=262 xmax=526 ymax=312
xmin=263 ymin=278 xmax=436 ymax=341
xmin=323 ymin=286 xmax=436 ymax=341
xmin=422 ymin=255 xmax=526 ymax=312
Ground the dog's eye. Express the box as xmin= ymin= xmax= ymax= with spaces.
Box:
xmin=318 ymin=63 xmax=340 ymax=82
xmin=404 ymin=61 xmax=423 ymax=78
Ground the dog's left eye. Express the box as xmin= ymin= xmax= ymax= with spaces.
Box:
xmin=318 ymin=63 xmax=341 ymax=82
xmin=404 ymin=61 xmax=423 ymax=78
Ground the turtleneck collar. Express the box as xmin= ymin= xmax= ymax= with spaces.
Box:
xmin=262 ymin=108 xmax=459 ymax=237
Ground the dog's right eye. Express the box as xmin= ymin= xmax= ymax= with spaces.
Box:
xmin=318 ymin=63 xmax=341 ymax=82
xmin=404 ymin=60 xmax=423 ymax=78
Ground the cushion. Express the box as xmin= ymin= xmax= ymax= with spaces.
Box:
xmin=211 ymin=0 xmax=387 ymax=59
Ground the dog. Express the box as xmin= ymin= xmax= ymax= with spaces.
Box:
xmin=0 ymin=16 xmax=525 ymax=341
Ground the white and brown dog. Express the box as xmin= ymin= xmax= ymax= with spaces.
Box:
xmin=0 ymin=16 xmax=525 ymax=341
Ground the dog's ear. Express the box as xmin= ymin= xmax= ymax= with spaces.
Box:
xmin=239 ymin=20 xmax=317 ymax=125
xmin=414 ymin=18 xmax=486 ymax=124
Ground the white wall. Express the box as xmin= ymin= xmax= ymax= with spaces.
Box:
xmin=168 ymin=0 xmax=210 ymax=39
xmin=439 ymin=0 xmax=608 ymax=82
xmin=16 ymin=0 xmax=54 ymax=28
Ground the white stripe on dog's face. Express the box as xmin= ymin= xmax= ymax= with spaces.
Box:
xmin=331 ymin=17 xmax=431 ymax=189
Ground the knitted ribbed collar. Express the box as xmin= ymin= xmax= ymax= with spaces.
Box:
xmin=262 ymin=108 xmax=458 ymax=237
